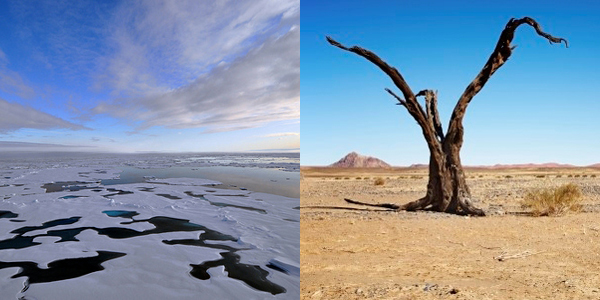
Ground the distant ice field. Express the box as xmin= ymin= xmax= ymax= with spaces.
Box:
xmin=0 ymin=153 xmax=299 ymax=299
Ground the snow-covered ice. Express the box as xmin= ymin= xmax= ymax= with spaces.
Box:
xmin=0 ymin=153 xmax=299 ymax=299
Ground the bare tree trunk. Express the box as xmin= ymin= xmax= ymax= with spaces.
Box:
xmin=329 ymin=17 xmax=567 ymax=216
xmin=399 ymin=130 xmax=483 ymax=215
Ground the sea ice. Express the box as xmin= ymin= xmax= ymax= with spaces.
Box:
xmin=0 ymin=153 xmax=299 ymax=299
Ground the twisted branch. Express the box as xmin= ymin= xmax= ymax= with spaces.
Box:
xmin=326 ymin=36 xmax=439 ymax=148
xmin=385 ymin=88 xmax=406 ymax=107
xmin=446 ymin=17 xmax=568 ymax=144
xmin=417 ymin=90 xmax=444 ymax=141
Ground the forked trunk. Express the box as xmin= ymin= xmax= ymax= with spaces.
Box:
xmin=403 ymin=139 xmax=484 ymax=216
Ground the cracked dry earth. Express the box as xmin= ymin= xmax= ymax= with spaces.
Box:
xmin=300 ymin=167 xmax=600 ymax=299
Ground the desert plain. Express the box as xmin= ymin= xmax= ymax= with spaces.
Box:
xmin=301 ymin=166 xmax=600 ymax=299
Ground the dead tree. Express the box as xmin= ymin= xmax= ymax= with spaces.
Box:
xmin=328 ymin=17 xmax=567 ymax=216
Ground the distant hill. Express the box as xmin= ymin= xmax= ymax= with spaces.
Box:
xmin=320 ymin=152 xmax=600 ymax=169
xmin=409 ymin=163 xmax=428 ymax=168
xmin=330 ymin=152 xmax=391 ymax=168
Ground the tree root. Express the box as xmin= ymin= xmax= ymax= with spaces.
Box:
xmin=301 ymin=205 xmax=389 ymax=212
xmin=344 ymin=198 xmax=400 ymax=209
xmin=344 ymin=196 xmax=486 ymax=216
xmin=457 ymin=197 xmax=486 ymax=216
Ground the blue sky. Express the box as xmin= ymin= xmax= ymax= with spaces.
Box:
xmin=0 ymin=0 xmax=299 ymax=153
xmin=302 ymin=0 xmax=600 ymax=166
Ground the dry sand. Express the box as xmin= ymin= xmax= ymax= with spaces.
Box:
xmin=301 ymin=167 xmax=600 ymax=299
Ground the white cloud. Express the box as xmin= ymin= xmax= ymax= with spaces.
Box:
xmin=0 ymin=141 xmax=97 ymax=152
xmin=93 ymin=1 xmax=299 ymax=133
xmin=3 ymin=1 xmax=300 ymax=137
xmin=0 ymin=98 xmax=89 ymax=133
xmin=97 ymin=0 xmax=298 ymax=96
xmin=90 ymin=136 xmax=117 ymax=143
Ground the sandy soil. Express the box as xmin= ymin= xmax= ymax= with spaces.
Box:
xmin=301 ymin=167 xmax=600 ymax=299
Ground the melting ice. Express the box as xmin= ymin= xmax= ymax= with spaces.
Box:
xmin=0 ymin=153 xmax=299 ymax=299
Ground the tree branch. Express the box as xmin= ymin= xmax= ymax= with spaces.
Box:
xmin=431 ymin=90 xmax=444 ymax=140
xmin=327 ymin=36 xmax=438 ymax=147
xmin=514 ymin=17 xmax=568 ymax=47
xmin=417 ymin=90 xmax=444 ymax=141
xmin=446 ymin=17 xmax=567 ymax=143
xmin=385 ymin=88 xmax=406 ymax=107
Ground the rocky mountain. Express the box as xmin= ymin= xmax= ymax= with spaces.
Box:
xmin=330 ymin=152 xmax=391 ymax=168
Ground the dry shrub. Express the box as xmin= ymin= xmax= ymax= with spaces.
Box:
xmin=374 ymin=177 xmax=385 ymax=186
xmin=522 ymin=183 xmax=582 ymax=216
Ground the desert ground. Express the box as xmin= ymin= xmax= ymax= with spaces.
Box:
xmin=301 ymin=166 xmax=600 ymax=299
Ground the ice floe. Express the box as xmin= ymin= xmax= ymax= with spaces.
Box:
xmin=0 ymin=153 xmax=299 ymax=299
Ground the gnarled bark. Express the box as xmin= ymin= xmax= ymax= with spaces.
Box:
xmin=329 ymin=17 xmax=567 ymax=216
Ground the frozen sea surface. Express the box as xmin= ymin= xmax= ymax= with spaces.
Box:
xmin=0 ymin=153 xmax=299 ymax=299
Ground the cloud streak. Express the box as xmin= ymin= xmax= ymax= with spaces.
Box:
xmin=93 ymin=0 xmax=300 ymax=133
xmin=98 ymin=0 xmax=298 ymax=96
xmin=0 ymin=98 xmax=89 ymax=133
xmin=0 ymin=141 xmax=94 ymax=152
